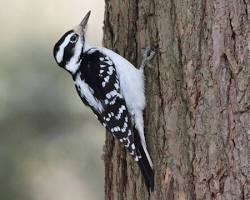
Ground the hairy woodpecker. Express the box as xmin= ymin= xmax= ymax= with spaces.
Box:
xmin=53 ymin=11 xmax=155 ymax=190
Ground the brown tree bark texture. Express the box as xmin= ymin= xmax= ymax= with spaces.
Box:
xmin=103 ymin=0 xmax=250 ymax=199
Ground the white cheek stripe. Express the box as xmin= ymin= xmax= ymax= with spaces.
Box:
xmin=55 ymin=33 xmax=74 ymax=63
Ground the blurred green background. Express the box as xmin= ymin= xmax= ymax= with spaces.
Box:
xmin=0 ymin=1 xmax=105 ymax=199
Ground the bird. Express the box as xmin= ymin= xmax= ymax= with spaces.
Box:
xmin=53 ymin=11 xmax=155 ymax=190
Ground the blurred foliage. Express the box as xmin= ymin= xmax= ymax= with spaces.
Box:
xmin=0 ymin=1 xmax=105 ymax=199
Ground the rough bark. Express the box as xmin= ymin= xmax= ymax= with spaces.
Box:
xmin=103 ymin=0 xmax=250 ymax=199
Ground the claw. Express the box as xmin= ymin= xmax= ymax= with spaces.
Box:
xmin=140 ymin=47 xmax=156 ymax=69
xmin=143 ymin=47 xmax=155 ymax=60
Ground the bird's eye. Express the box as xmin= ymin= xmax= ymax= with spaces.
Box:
xmin=70 ymin=34 xmax=78 ymax=43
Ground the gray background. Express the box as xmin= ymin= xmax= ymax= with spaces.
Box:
xmin=0 ymin=1 xmax=105 ymax=199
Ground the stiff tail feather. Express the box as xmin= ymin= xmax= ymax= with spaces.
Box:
xmin=134 ymin=129 xmax=154 ymax=191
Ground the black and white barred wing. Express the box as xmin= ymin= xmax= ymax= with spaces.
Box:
xmin=98 ymin=54 xmax=141 ymax=161
xmin=94 ymin=50 xmax=154 ymax=189
xmin=103 ymin=97 xmax=141 ymax=160
xmin=82 ymin=49 xmax=140 ymax=161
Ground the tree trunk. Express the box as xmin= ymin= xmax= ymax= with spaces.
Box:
xmin=103 ymin=0 xmax=250 ymax=199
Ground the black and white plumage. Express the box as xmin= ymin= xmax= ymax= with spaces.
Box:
xmin=53 ymin=11 xmax=154 ymax=190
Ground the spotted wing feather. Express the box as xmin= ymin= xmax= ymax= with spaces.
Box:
xmin=75 ymin=48 xmax=140 ymax=160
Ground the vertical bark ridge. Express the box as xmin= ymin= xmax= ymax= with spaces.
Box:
xmin=103 ymin=0 xmax=250 ymax=199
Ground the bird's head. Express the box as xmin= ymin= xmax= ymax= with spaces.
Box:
xmin=53 ymin=11 xmax=91 ymax=74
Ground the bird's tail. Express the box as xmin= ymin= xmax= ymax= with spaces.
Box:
xmin=134 ymin=128 xmax=154 ymax=191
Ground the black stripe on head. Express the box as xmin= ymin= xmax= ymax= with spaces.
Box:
xmin=53 ymin=30 xmax=74 ymax=66
xmin=61 ymin=40 xmax=78 ymax=67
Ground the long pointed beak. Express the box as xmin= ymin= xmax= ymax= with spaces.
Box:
xmin=80 ymin=11 xmax=91 ymax=30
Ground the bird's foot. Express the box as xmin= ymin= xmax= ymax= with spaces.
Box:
xmin=140 ymin=47 xmax=156 ymax=69
xmin=143 ymin=47 xmax=156 ymax=62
